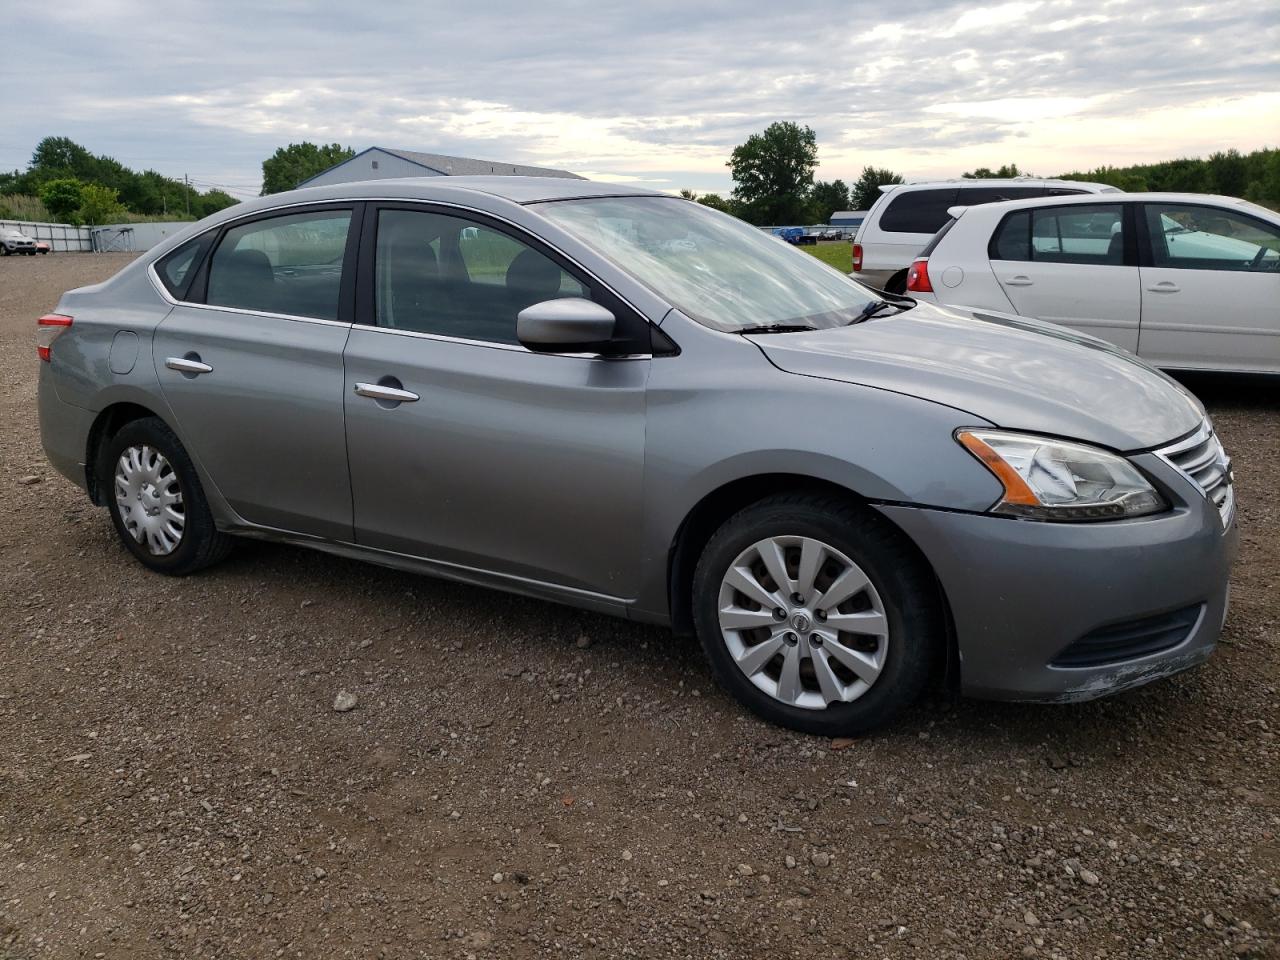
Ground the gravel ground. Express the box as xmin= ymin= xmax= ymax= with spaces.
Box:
xmin=1 ymin=253 xmax=1276 ymax=960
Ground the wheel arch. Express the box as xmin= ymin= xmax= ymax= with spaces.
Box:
xmin=665 ymin=472 xmax=958 ymax=688
xmin=84 ymin=401 xmax=175 ymax=505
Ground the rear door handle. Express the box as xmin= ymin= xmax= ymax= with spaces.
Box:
xmin=165 ymin=356 xmax=213 ymax=375
xmin=1004 ymin=275 xmax=1033 ymax=286
xmin=1146 ymin=281 xmax=1180 ymax=293
xmin=354 ymin=382 xmax=420 ymax=403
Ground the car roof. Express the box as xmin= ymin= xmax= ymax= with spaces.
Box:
xmin=276 ymin=176 xmax=662 ymax=208
xmin=169 ymin=176 xmax=670 ymax=241
xmin=946 ymin=192 xmax=1267 ymax=220
xmin=882 ymin=178 xmax=1113 ymax=193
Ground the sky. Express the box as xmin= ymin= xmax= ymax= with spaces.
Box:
xmin=3 ymin=0 xmax=1278 ymax=200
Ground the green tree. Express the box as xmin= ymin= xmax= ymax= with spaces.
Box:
xmin=39 ymin=178 xmax=84 ymax=222
xmin=808 ymin=179 xmax=850 ymax=222
xmin=851 ymin=166 xmax=904 ymax=210
xmin=78 ymin=183 xmax=125 ymax=225
xmin=31 ymin=136 xmax=96 ymax=179
xmin=11 ymin=136 xmax=243 ymax=218
xmin=678 ymin=188 xmax=698 ymax=200
xmin=697 ymin=193 xmax=738 ymax=215
xmin=961 ymin=163 xmax=1029 ymax=179
xmin=727 ymin=122 xmax=818 ymax=225
xmin=261 ymin=142 xmax=356 ymax=195
xmin=192 ymin=189 xmax=239 ymax=218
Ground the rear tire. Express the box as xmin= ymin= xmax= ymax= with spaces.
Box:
xmin=692 ymin=493 xmax=941 ymax=736
xmin=102 ymin=417 xmax=232 ymax=575
xmin=885 ymin=270 xmax=908 ymax=295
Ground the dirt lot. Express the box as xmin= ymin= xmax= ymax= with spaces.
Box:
xmin=1 ymin=253 xmax=1276 ymax=959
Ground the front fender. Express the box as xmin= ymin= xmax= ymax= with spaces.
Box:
xmin=632 ymin=323 xmax=1003 ymax=620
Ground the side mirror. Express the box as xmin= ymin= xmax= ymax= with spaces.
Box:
xmin=517 ymin=298 xmax=617 ymax=354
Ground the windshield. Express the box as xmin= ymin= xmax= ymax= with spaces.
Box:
xmin=537 ymin=196 xmax=881 ymax=332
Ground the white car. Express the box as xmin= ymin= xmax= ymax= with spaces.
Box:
xmin=851 ymin=178 xmax=1119 ymax=293
xmin=906 ymin=193 xmax=1280 ymax=373
xmin=1 ymin=227 xmax=38 ymax=255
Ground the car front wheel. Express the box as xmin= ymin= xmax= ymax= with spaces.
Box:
xmin=103 ymin=417 xmax=232 ymax=575
xmin=693 ymin=494 xmax=942 ymax=735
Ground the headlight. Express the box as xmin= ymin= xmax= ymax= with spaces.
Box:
xmin=956 ymin=429 xmax=1168 ymax=521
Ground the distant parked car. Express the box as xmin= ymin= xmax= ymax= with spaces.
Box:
xmin=772 ymin=226 xmax=804 ymax=244
xmin=1 ymin=227 xmax=38 ymax=255
xmin=906 ymin=192 xmax=1280 ymax=373
xmin=852 ymin=179 xmax=1119 ymax=293
xmin=35 ymin=240 xmax=51 ymax=255
xmin=37 ymin=176 xmax=1236 ymax=735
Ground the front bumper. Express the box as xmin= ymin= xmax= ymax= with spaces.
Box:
xmin=876 ymin=454 xmax=1237 ymax=703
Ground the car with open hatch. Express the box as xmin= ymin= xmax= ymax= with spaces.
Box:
xmin=37 ymin=176 xmax=1236 ymax=734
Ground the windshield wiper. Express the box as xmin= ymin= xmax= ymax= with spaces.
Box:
xmin=848 ymin=300 xmax=899 ymax=325
xmin=737 ymin=324 xmax=817 ymax=335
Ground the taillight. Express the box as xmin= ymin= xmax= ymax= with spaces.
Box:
xmin=905 ymin=258 xmax=933 ymax=293
xmin=37 ymin=314 xmax=73 ymax=362
xmin=851 ymin=243 xmax=863 ymax=272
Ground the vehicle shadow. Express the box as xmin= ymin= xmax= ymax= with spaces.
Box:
xmin=212 ymin=536 xmax=1222 ymax=760
xmin=1170 ymin=370 xmax=1278 ymax=410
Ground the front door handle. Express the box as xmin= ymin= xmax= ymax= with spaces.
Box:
xmin=1004 ymin=275 xmax=1033 ymax=286
xmin=354 ymin=382 xmax=420 ymax=403
xmin=165 ymin=356 xmax=213 ymax=375
xmin=1146 ymin=281 xmax=1180 ymax=293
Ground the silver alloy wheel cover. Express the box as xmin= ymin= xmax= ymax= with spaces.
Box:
xmin=114 ymin=444 xmax=185 ymax=556
xmin=717 ymin=535 xmax=889 ymax=710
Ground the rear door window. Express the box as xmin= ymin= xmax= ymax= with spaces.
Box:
xmin=206 ymin=209 xmax=352 ymax=320
xmin=878 ymin=189 xmax=958 ymax=234
xmin=991 ymin=205 xmax=1126 ymax=265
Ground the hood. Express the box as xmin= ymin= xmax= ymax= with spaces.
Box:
xmin=750 ymin=302 xmax=1203 ymax=451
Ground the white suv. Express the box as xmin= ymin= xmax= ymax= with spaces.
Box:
xmin=852 ymin=178 xmax=1119 ymax=292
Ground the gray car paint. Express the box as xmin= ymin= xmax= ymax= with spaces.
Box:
xmin=752 ymin=306 xmax=1204 ymax=452
xmin=38 ymin=175 xmax=1236 ymax=705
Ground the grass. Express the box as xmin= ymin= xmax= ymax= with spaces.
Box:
xmin=0 ymin=194 xmax=52 ymax=223
xmin=800 ymin=241 xmax=852 ymax=273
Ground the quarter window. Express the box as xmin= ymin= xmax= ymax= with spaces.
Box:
xmin=1144 ymin=204 xmax=1280 ymax=272
xmin=155 ymin=234 xmax=212 ymax=300
xmin=206 ymin=210 xmax=352 ymax=320
xmin=374 ymin=208 xmax=589 ymax=345
xmin=991 ymin=204 xmax=1126 ymax=266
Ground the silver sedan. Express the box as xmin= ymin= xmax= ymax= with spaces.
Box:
xmin=37 ymin=176 xmax=1236 ymax=734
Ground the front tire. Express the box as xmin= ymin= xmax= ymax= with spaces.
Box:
xmin=692 ymin=494 xmax=942 ymax=735
xmin=103 ymin=417 xmax=232 ymax=575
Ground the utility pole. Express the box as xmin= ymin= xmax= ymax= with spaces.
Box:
xmin=184 ymin=174 xmax=191 ymax=217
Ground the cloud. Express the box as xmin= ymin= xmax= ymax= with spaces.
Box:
xmin=3 ymin=0 xmax=1277 ymax=197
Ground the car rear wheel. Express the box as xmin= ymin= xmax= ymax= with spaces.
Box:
xmin=693 ymin=494 xmax=941 ymax=735
xmin=103 ymin=417 xmax=232 ymax=575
